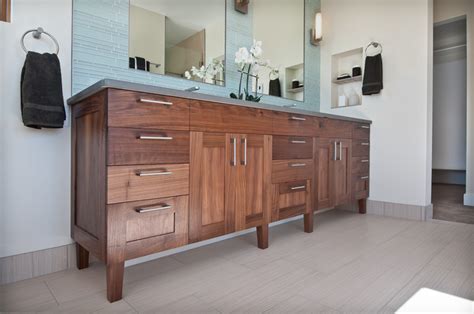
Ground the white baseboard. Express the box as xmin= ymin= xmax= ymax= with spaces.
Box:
xmin=464 ymin=193 xmax=474 ymax=206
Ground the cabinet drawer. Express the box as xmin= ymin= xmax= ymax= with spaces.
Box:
xmin=352 ymin=175 xmax=369 ymax=200
xmin=352 ymin=157 xmax=370 ymax=174
xmin=272 ymin=159 xmax=313 ymax=183
xmin=353 ymin=123 xmax=370 ymax=139
xmin=108 ymin=128 xmax=189 ymax=165
xmin=272 ymin=180 xmax=311 ymax=222
xmin=107 ymin=196 xmax=188 ymax=259
xmin=107 ymin=164 xmax=189 ymax=204
xmin=190 ymin=101 xmax=273 ymax=134
xmin=279 ymin=180 xmax=309 ymax=194
xmin=272 ymin=112 xmax=316 ymax=136
xmin=272 ymin=136 xmax=313 ymax=160
xmin=108 ymin=89 xmax=190 ymax=130
xmin=352 ymin=140 xmax=370 ymax=157
xmin=319 ymin=118 xmax=353 ymax=139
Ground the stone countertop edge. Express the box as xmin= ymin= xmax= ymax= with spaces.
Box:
xmin=67 ymin=79 xmax=372 ymax=124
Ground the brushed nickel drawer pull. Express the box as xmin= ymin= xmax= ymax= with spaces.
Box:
xmin=136 ymin=170 xmax=172 ymax=177
xmin=290 ymin=185 xmax=306 ymax=190
xmin=138 ymin=136 xmax=173 ymax=141
xmin=241 ymin=137 xmax=247 ymax=166
xmin=136 ymin=204 xmax=172 ymax=213
xmin=361 ymin=159 xmax=369 ymax=163
xmin=360 ymin=125 xmax=370 ymax=129
xmin=231 ymin=137 xmax=237 ymax=166
xmin=334 ymin=141 xmax=338 ymax=161
xmin=361 ymin=142 xmax=370 ymax=146
xmin=290 ymin=116 xmax=306 ymax=121
xmin=289 ymin=163 xmax=306 ymax=167
xmin=360 ymin=176 xmax=369 ymax=180
xmin=339 ymin=141 xmax=343 ymax=161
xmin=290 ymin=140 xmax=307 ymax=144
xmin=138 ymin=98 xmax=173 ymax=106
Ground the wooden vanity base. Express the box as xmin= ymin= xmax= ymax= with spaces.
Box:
xmin=304 ymin=213 xmax=314 ymax=233
xmin=358 ymin=198 xmax=367 ymax=214
xmin=107 ymin=262 xmax=125 ymax=303
xmin=256 ymin=224 xmax=269 ymax=249
xmin=76 ymin=244 xmax=89 ymax=270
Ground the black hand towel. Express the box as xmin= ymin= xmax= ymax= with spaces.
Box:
xmin=269 ymin=78 xmax=281 ymax=97
xmin=21 ymin=52 xmax=65 ymax=129
xmin=135 ymin=57 xmax=146 ymax=71
xmin=362 ymin=53 xmax=383 ymax=95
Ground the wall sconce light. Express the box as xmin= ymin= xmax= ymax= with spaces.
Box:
xmin=310 ymin=12 xmax=323 ymax=46
xmin=235 ymin=0 xmax=249 ymax=14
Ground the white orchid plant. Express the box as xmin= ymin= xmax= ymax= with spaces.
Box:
xmin=184 ymin=59 xmax=224 ymax=83
xmin=231 ymin=40 xmax=278 ymax=102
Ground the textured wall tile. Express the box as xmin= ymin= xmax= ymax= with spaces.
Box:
xmin=32 ymin=246 xmax=68 ymax=277
xmin=0 ymin=253 xmax=33 ymax=285
xmin=367 ymin=200 xmax=384 ymax=216
xmin=72 ymin=0 xmax=321 ymax=110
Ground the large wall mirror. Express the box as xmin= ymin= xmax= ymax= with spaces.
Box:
xmin=252 ymin=0 xmax=305 ymax=101
xmin=129 ymin=0 xmax=226 ymax=86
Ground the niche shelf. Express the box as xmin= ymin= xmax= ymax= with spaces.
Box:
xmin=285 ymin=63 xmax=304 ymax=101
xmin=331 ymin=48 xmax=363 ymax=109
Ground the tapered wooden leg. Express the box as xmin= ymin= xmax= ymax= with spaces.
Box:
xmin=256 ymin=224 xmax=269 ymax=249
xmin=106 ymin=261 xmax=125 ymax=303
xmin=304 ymin=213 xmax=314 ymax=233
xmin=358 ymin=198 xmax=367 ymax=214
xmin=76 ymin=243 xmax=89 ymax=270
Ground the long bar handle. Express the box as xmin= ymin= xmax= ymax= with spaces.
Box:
xmin=138 ymin=136 xmax=173 ymax=141
xmin=138 ymin=98 xmax=173 ymax=106
xmin=360 ymin=125 xmax=370 ymax=129
xmin=231 ymin=137 xmax=237 ymax=166
xmin=361 ymin=159 xmax=370 ymax=163
xmin=290 ymin=186 xmax=306 ymax=191
xmin=334 ymin=141 xmax=338 ymax=161
xmin=136 ymin=170 xmax=172 ymax=177
xmin=289 ymin=163 xmax=307 ymax=168
xmin=361 ymin=142 xmax=370 ymax=146
xmin=136 ymin=204 xmax=172 ymax=213
xmin=290 ymin=140 xmax=307 ymax=144
xmin=241 ymin=137 xmax=247 ymax=166
xmin=339 ymin=141 xmax=343 ymax=161
xmin=290 ymin=116 xmax=306 ymax=121
xmin=360 ymin=176 xmax=369 ymax=180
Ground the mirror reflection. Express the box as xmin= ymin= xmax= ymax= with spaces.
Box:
xmin=252 ymin=0 xmax=305 ymax=101
xmin=129 ymin=0 xmax=226 ymax=86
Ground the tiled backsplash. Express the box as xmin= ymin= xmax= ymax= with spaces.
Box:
xmin=72 ymin=0 xmax=320 ymax=110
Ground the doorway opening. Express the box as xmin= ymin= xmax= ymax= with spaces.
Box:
xmin=432 ymin=16 xmax=473 ymax=224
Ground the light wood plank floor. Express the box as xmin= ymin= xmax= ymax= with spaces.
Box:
xmin=433 ymin=184 xmax=474 ymax=224
xmin=1 ymin=210 xmax=473 ymax=313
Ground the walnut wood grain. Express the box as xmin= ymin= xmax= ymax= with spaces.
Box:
xmin=316 ymin=138 xmax=335 ymax=210
xmin=352 ymin=157 xmax=370 ymax=175
xmin=76 ymin=244 xmax=89 ymax=270
xmin=108 ymin=128 xmax=189 ymax=165
xmin=352 ymin=175 xmax=370 ymax=201
xmin=272 ymin=159 xmax=314 ymax=183
xmin=107 ymin=164 xmax=189 ymax=204
xmin=108 ymin=89 xmax=190 ymax=130
xmin=334 ymin=139 xmax=352 ymax=206
xmin=272 ymin=111 xmax=317 ymax=136
xmin=319 ymin=118 xmax=353 ymax=139
xmin=190 ymin=101 xmax=273 ymax=134
xmin=358 ymin=198 xmax=367 ymax=214
xmin=272 ymin=136 xmax=313 ymax=160
xmin=352 ymin=123 xmax=370 ymax=139
xmin=352 ymin=140 xmax=370 ymax=157
xmin=271 ymin=180 xmax=311 ymax=223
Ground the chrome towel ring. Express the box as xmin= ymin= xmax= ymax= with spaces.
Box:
xmin=20 ymin=27 xmax=60 ymax=55
xmin=365 ymin=41 xmax=382 ymax=56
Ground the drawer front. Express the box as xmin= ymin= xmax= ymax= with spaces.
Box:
xmin=107 ymin=196 xmax=188 ymax=260
xmin=272 ymin=180 xmax=311 ymax=222
xmin=279 ymin=180 xmax=309 ymax=194
xmin=352 ymin=157 xmax=370 ymax=174
xmin=352 ymin=175 xmax=369 ymax=200
xmin=272 ymin=159 xmax=314 ymax=183
xmin=107 ymin=164 xmax=189 ymax=204
xmin=190 ymin=101 xmax=273 ymax=134
xmin=352 ymin=140 xmax=370 ymax=157
xmin=272 ymin=112 xmax=316 ymax=136
xmin=353 ymin=123 xmax=370 ymax=139
xmin=108 ymin=89 xmax=190 ymax=130
xmin=108 ymin=128 xmax=189 ymax=166
xmin=319 ymin=118 xmax=353 ymax=139
xmin=272 ymin=136 xmax=313 ymax=160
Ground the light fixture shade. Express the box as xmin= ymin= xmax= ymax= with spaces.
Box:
xmin=315 ymin=12 xmax=323 ymax=40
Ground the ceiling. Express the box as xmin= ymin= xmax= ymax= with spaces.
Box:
xmin=131 ymin=0 xmax=225 ymax=48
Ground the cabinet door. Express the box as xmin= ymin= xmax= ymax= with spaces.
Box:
xmin=235 ymin=134 xmax=272 ymax=231
xmin=334 ymin=139 xmax=352 ymax=206
xmin=189 ymin=132 xmax=230 ymax=242
xmin=316 ymin=138 xmax=336 ymax=210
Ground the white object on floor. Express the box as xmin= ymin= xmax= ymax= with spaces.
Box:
xmin=396 ymin=288 xmax=473 ymax=313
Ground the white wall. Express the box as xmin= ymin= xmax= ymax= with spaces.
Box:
xmin=0 ymin=0 xmax=72 ymax=258
xmin=129 ymin=5 xmax=165 ymax=75
xmin=320 ymin=0 xmax=433 ymax=207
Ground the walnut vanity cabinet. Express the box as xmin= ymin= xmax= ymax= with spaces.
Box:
xmin=69 ymin=83 xmax=371 ymax=303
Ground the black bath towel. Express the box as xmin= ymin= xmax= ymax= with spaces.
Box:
xmin=269 ymin=78 xmax=281 ymax=97
xmin=21 ymin=52 xmax=65 ymax=129
xmin=362 ymin=53 xmax=383 ymax=95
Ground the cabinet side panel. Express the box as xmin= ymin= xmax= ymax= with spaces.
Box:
xmin=71 ymin=91 xmax=107 ymax=259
